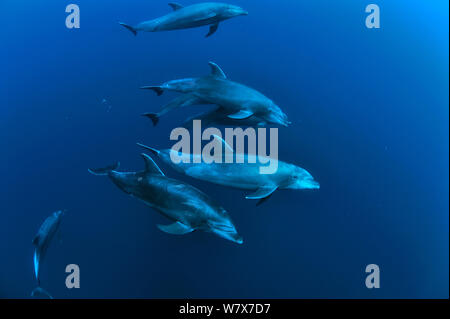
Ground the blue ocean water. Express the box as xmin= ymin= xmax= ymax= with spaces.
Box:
xmin=0 ymin=0 xmax=448 ymax=298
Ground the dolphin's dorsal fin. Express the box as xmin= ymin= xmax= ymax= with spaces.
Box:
xmin=212 ymin=134 xmax=233 ymax=153
xmin=168 ymin=3 xmax=184 ymax=11
xmin=208 ymin=62 xmax=226 ymax=79
xmin=141 ymin=153 xmax=164 ymax=176
xmin=157 ymin=222 xmax=193 ymax=235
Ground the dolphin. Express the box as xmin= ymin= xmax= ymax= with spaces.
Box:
xmin=137 ymin=137 xmax=319 ymax=205
xmin=88 ymin=154 xmax=243 ymax=244
xmin=31 ymin=287 xmax=53 ymax=299
xmin=32 ymin=210 xmax=64 ymax=286
xmin=119 ymin=2 xmax=248 ymax=37
xmin=141 ymin=62 xmax=290 ymax=127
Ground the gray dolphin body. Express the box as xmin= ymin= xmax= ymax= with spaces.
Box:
xmin=141 ymin=62 xmax=290 ymax=127
xmin=88 ymin=154 xmax=243 ymax=244
xmin=32 ymin=210 xmax=64 ymax=286
xmin=119 ymin=2 xmax=247 ymax=37
xmin=137 ymin=138 xmax=319 ymax=204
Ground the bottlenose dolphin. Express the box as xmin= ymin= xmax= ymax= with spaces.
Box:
xmin=137 ymin=137 xmax=319 ymax=205
xmin=32 ymin=210 xmax=64 ymax=286
xmin=119 ymin=2 xmax=248 ymax=37
xmin=141 ymin=62 xmax=290 ymax=127
xmin=88 ymin=154 xmax=243 ymax=244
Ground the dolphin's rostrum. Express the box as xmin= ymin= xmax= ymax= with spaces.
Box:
xmin=88 ymin=154 xmax=243 ymax=244
xmin=141 ymin=62 xmax=290 ymax=127
xmin=119 ymin=2 xmax=248 ymax=37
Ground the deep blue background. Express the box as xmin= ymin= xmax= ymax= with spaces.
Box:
xmin=0 ymin=0 xmax=448 ymax=298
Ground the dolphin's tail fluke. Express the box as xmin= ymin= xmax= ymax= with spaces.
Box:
xmin=31 ymin=287 xmax=53 ymax=299
xmin=141 ymin=113 xmax=159 ymax=126
xmin=88 ymin=162 xmax=120 ymax=176
xmin=119 ymin=22 xmax=137 ymax=36
xmin=136 ymin=143 xmax=160 ymax=156
xmin=182 ymin=109 xmax=220 ymax=130
xmin=33 ymin=249 xmax=40 ymax=286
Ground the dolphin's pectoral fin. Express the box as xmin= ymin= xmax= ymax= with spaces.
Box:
xmin=168 ymin=2 xmax=184 ymax=11
xmin=136 ymin=143 xmax=160 ymax=156
xmin=157 ymin=222 xmax=193 ymax=235
xmin=245 ymin=186 xmax=278 ymax=200
xmin=140 ymin=153 xmax=164 ymax=176
xmin=208 ymin=62 xmax=226 ymax=79
xmin=206 ymin=23 xmax=219 ymax=38
xmin=228 ymin=110 xmax=254 ymax=120
xmin=32 ymin=234 xmax=40 ymax=246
